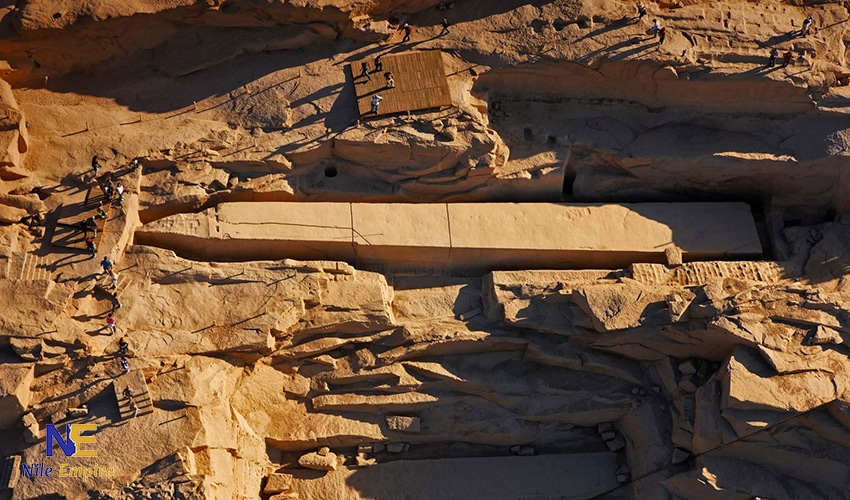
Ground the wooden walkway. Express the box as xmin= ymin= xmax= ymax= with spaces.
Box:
xmin=349 ymin=50 xmax=452 ymax=117
xmin=113 ymin=369 xmax=154 ymax=419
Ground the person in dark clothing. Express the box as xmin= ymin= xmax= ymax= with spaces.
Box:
xmin=402 ymin=23 xmax=412 ymax=43
xmin=801 ymin=15 xmax=813 ymax=37
xmin=783 ymin=50 xmax=793 ymax=67
xmin=82 ymin=216 xmax=98 ymax=237
xmin=768 ymin=48 xmax=778 ymax=67
xmin=440 ymin=18 xmax=450 ymax=36
xmin=374 ymin=56 xmax=383 ymax=72
xmin=658 ymin=27 xmax=666 ymax=45
xmin=85 ymin=236 xmax=96 ymax=257
xmin=637 ymin=2 xmax=647 ymax=20
xmin=360 ymin=62 xmax=371 ymax=81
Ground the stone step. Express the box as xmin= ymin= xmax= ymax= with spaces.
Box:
xmin=22 ymin=254 xmax=48 ymax=281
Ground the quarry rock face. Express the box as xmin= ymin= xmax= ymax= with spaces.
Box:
xmin=0 ymin=363 xmax=34 ymax=430
xmin=2 ymin=0 xmax=850 ymax=499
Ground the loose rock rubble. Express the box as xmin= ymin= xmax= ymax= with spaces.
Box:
xmin=2 ymin=0 xmax=850 ymax=499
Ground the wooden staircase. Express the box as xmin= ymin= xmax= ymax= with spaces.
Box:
xmin=113 ymin=369 xmax=154 ymax=419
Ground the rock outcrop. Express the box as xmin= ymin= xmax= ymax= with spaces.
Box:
xmin=3 ymin=0 xmax=850 ymax=499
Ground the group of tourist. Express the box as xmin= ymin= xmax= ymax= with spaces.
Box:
xmin=87 ymin=155 xmax=139 ymax=415
xmin=637 ymin=2 xmax=816 ymax=68
xmin=101 ymin=253 xmax=127 ymax=381
xmin=363 ymin=9 xmax=455 ymax=116
xmin=82 ymin=156 xmax=135 ymax=258
xmin=359 ymin=56 xmax=396 ymax=114
xmin=123 ymin=382 xmax=140 ymax=418
xmin=764 ymin=15 xmax=815 ymax=68
xmin=93 ymin=156 xmax=125 ymax=204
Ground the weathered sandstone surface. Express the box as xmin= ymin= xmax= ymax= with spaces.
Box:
xmin=2 ymin=0 xmax=850 ymax=499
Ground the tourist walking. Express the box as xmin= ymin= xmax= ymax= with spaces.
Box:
xmin=768 ymin=48 xmax=778 ymax=67
xmin=801 ymin=15 xmax=813 ymax=37
xmin=91 ymin=156 xmax=100 ymax=177
xmin=385 ymin=71 xmax=395 ymax=88
xmin=401 ymin=23 xmax=412 ymax=43
xmin=783 ymin=50 xmax=793 ymax=67
xmin=116 ymin=183 xmax=125 ymax=202
xmin=439 ymin=18 xmax=450 ymax=36
xmin=658 ymin=27 xmax=667 ymax=45
xmin=374 ymin=56 xmax=383 ymax=73
xmin=85 ymin=236 xmax=96 ymax=257
xmin=637 ymin=2 xmax=647 ymax=21
xmin=360 ymin=62 xmax=371 ymax=81
xmin=132 ymin=403 xmax=140 ymax=418
xmin=371 ymin=94 xmax=383 ymax=114
xmin=106 ymin=268 xmax=119 ymax=289
xmin=112 ymin=291 xmax=122 ymax=312
xmin=101 ymin=255 xmax=113 ymax=273
xmin=106 ymin=312 xmax=117 ymax=334
xmin=120 ymin=356 xmax=130 ymax=373
xmin=651 ymin=18 xmax=661 ymax=37
xmin=118 ymin=337 xmax=129 ymax=356
xmin=81 ymin=215 xmax=98 ymax=237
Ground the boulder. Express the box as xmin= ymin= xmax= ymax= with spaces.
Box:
xmin=605 ymin=436 xmax=626 ymax=452
xmin=0 ymin=363 xmax=34 ymax=429
xmin=678 ymin=361 xmax=697 ymax=375
xmin=385 ymin=415 xmax=421 ymax=433
xmin=386 ymin=443 xmax=406 ymax=453
xmin=22 ymin=412 xmax=39 ymax=443
xmin=297 ymin=451 xmax=338 ymax=471
xmin=10 ymin=338 xmax=42 ymax=361
xmin=666 ymin=291 xmax=695 ymax=323
xmin=67 ymin=407 xmax=88 ymax=418
xmin=0 ymin=204 xmax=27 ymax=224
xmin=574 ymin=283 xmax=670 ymax=332
xmin=264 ymin=473 xmax=293 ymax=494
xmin=664 ymin=247 xmax=683 ymax=267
